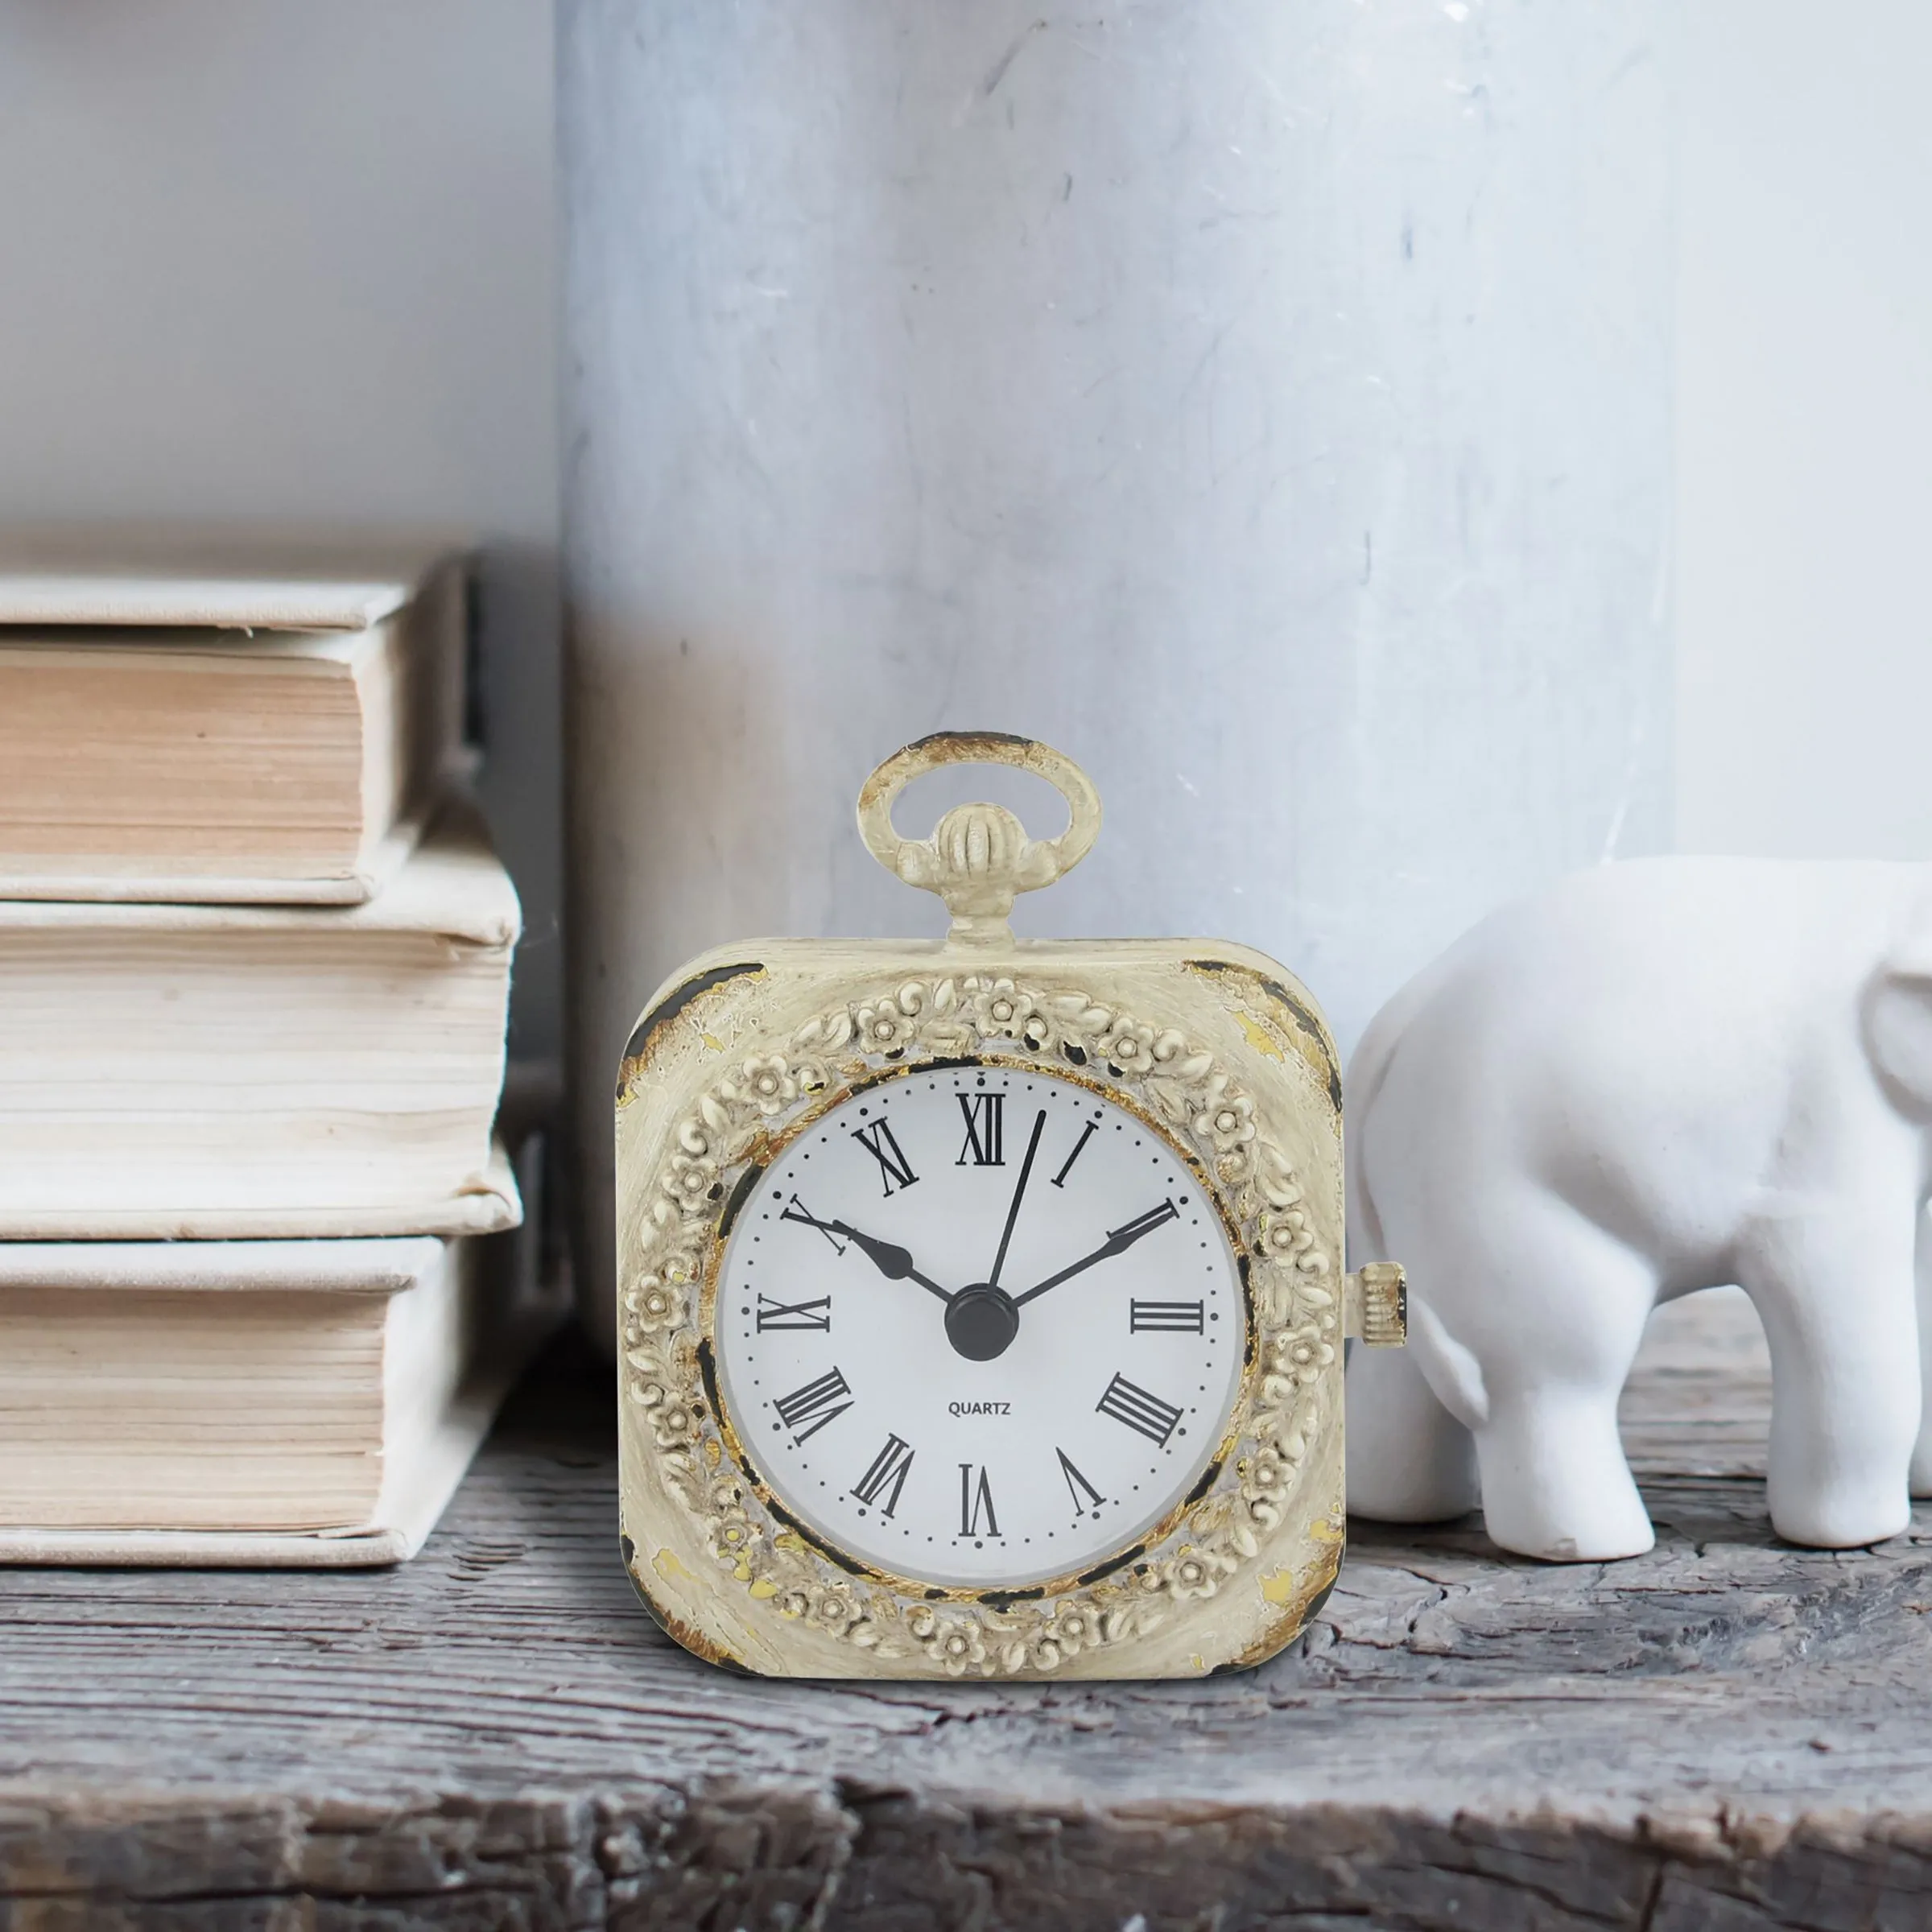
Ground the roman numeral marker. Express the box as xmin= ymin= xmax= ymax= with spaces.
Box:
xmin=1130 ymin=1298 xmax=1204 ymax=1334
xmin=773 ymin=1367 xmax=853 ymax=1442
xmin=1110 ymin=1199 xmax=1179 ymax=1245
xmin=756 ymin=1291 xmax=832 ymax=1332
xmin=851 ymin=1434 xmax=915 ymax=1517
xmin=956 ymin=1090 xmax=1005 ymax=1166
xmin=780 ymin=1193 xmax=847 ymax=1254
xmin=852 ymin=1119 xmax=919 ymax=1196
xmin=1051 ymin=1120 xmax=1100 ymax=1188
xmin=1055 ymin=1447 xmax=1105 ymax=1520
xmin=1096 ymin=1373 xmax=1184 ymax=1447
xmin=958 ymin=1463 xmax=1001 ymax=1538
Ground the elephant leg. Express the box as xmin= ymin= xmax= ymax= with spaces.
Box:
xmin=1913 ymin=1203 xmax=1932 ymax=1496
xmin=1386 ymin=1199 xmax=1658 ymax=1563
xmin=1740 ymin=1208 xmax=1918 ymax=1548
xmin=1474 ymin=1369 xmax=1656 ymax=1560
xmin=1346 ymin=1340 xmax=1480 ymax=1522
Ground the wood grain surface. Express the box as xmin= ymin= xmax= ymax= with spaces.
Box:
xmin=6 ymin=1286 xmax=1932 ymax=1929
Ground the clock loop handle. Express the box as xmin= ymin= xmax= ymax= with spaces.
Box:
xmin=857 ymin=731 xmax=1102 ymax=945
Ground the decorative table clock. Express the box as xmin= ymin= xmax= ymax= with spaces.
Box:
xmin=615 ymin=733 xmax=1405 ymax=1678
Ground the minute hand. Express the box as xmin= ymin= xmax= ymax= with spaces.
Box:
xmin=1010 ymin=1199 xmax=1179 ymax=1308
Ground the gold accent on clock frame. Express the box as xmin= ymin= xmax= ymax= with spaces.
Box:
xmin=614 ymin=733 xmax=1404 ymax=1680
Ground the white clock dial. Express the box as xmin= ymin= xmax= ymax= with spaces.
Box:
xmin=712 ymin=1063 xmax=1246 ymax=1587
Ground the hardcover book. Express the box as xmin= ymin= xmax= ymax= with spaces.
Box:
xmin=0 ymin=800 xmax=521 ymax=1240
xmin=0 ymin=537 xmax=468 ymax=903
xmin=0 ymin=1228 xmax=562 ymax=1565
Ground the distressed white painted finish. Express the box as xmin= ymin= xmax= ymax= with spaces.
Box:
xmin=559 ymin=0 xmax=1674 ymax=1335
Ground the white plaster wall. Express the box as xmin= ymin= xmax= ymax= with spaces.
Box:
xmin=2 ymin=0 xmax=1928 ymax=1053
xmin=0 ymin=1 xmax=563 ymax=1055
xmin=1676 ymin=0 xmax=1932 ymax=860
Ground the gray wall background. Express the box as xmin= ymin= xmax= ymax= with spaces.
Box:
xmin=5 ymin=0 xmax=1932 ymax=1071
xmin=1675 ymin=2 xmax=1932 ymax=862
xmin=0 ymin=2 xmax=562 ymax=1056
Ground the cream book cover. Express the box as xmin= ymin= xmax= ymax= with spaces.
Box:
xmin=0 ymin=800 xmax=522 ymax=1240
xmin=0 ymin=528 xmax=464 ymax=631
xmin=0 ymin=1229 xmax=564 ymax=1567
xmin=0 ymin=534 xmax=469 ymax=903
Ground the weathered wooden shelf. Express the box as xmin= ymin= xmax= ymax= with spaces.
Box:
xmin=6 ymin=1289 xmax=1932 ymax=1928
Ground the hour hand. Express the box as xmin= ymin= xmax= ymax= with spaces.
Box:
xmin=779 ymin=1197 xmax=952 ymax=1304
xmin=836 ymin=1224 xmax=956 ymax=1303
xmin=1011 ymin=1199 xmax=1179 ymax=1308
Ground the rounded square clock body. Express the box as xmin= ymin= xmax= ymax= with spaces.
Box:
xmin=613 ymin=733 xmax=1403 ymax=1681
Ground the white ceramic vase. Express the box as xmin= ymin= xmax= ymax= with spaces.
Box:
xmin=559 ymin=0 xmax=1674 ymax=1342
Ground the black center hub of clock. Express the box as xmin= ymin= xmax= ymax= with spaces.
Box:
xmin=945 ymin=1282 xmax=1020 ymax=1361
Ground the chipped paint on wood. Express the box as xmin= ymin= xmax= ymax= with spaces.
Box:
xmin=617 ymin=960 xmax=769 ymax=1101
xmin=1260 ymin=1565 xmax=1299 ymax=1605
xmin=1237 ymin=1012 xmax=1285 ymax=1061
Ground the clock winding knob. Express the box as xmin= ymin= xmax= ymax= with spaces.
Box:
xmin=1344 ymin=1263 xmax=1408 ymax=1347
xmin=857 ymin=731 xmax=1102 ymax=944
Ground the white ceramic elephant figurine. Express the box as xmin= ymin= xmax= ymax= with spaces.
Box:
xmin=1345 ymin=857 xmax=1932 ymax=1562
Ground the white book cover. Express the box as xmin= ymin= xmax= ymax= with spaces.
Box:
xmin=0 ymin=527 xmax=468 ymax=632
xmin=0 ymin=532 xmax=471 ymax=904
xmin=0 ymin=1224 xmax=565 ymax=1567
xmin=0 ymin=800 xmax=522 ymax=1240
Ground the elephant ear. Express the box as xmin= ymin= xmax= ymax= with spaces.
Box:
xmin=1868 ymin=927 xmax=1932 ymax=1114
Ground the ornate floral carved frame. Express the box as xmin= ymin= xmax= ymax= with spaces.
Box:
xmin=617 ymin=962 xmax=1349 ymax=1681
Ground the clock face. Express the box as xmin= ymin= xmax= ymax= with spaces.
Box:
xmin=712 ymin=1063 xmax=1247 ymax=1588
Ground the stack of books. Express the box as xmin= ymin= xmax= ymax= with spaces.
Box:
xmin=0 ymin=541 xmax=558 ymax=1565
